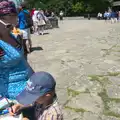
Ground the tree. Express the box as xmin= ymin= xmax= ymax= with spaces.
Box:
xmin=72 ymin=2 xmax=84 ymax=13
xmin=25 ymin=0 xmax=111 ymax=16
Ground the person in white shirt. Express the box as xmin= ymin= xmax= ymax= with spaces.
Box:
xmin=100 ymin=13 xmax=102 ymax=19
xmin=32 ymin=10 xmax=39 ymax=34
xmin=37 ymin=9 xmax=47 ymax=35
xmin=32 ymin=9 xmax=47 ymax=35
xmin=59 ymin=11 xmax=64 ymax=20
xmin=97 ymin=12 xmax=101 ymax=20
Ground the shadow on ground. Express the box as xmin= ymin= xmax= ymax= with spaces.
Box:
xmin=43 ymin=32 xmax=49 ymax=35
xmin=31 ymin=46 xmax=43 ymax=52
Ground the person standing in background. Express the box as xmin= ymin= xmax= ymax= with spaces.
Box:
xmin=104 ymin=11 xmax=110 ymax=22
xmin=98 ymin=12 xmax=103 ymax=20
xmin=32 ymin=9 xmax=39 ymax=35
xmin=114 ymin=11 xmax=118 ymax=23
xmin=88 ymin=13 xmax=91 ymax=20
xmin=51 ymin=11 xmax=55 ymax=17
xmin=118 ymin=11 xmax=120 ymax=22
xmin=110 ymin=11 xmax=118 ymax=24
xmin=97 ymin=12 xmax=101 ymax=20
xmin=37 ymin=9 xmax=47 ymax=35
xmin=31 ymin=8 xmax=36 ymax=17
xmin=59 ymin=11 xmax=64 ymax=20
xmin=44 ymin=10 xmax=50 ymax=17
xmin=30 ymin=8 xmax=36 ymax=34
xmin=18 ymin=2 xmax=32 ymax=56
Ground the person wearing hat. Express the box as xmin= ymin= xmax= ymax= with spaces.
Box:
xmin=0 ymin=0 xmax=34 ymax=99
xmin=9 ymin=72 xmax=63 ymax=120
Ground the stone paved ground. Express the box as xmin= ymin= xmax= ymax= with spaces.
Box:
xmin=28 ymin=19 xmax=120 ymax=120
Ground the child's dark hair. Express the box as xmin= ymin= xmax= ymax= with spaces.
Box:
xmin=21 ymin=2 xmax=27 ymax=9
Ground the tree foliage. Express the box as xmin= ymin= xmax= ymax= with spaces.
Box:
xmin=25 ymin=0 xmax=111 ymax=16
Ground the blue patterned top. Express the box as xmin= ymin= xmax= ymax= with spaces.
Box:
xmin=0 ymin=40 xmax=34 ymax=99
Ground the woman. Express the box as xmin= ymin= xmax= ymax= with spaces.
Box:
xmin=59 ymin=11 xmax=63 ymax=20
xmin=0 ymin=0 xmax=34 ymax=99
xmin=37 ymin=9 xmax=46 ymax=35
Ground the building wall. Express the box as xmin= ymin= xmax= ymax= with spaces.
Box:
xmin=113 ymin=0 xmax=120 ymax=6
xmin=112 ymin=0 xmax=120 ymax=11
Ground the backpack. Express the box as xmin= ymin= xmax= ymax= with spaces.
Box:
xmin=36 ymin=12 xmax=41 ymax=20
xmin=36 ymin=12 xmax=47 ymax=23
xmin=23 ymin=11 xmax=33 ymax=28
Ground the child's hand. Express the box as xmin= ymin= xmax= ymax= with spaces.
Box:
xmin=9 ymin=104 xmax=23 ymax=116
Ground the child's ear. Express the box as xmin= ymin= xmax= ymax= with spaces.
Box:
xmin=46 ymin=93 xmax=51 ymax=97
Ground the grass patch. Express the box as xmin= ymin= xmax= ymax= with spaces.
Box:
xmin=88 ymin=73 xmax=120 ymax=118
xmin=98 ymin=89 xmax=120 ymax=118
xmin=98 ymin=89 xmax=110 ymax=110
xmin=107 ymin=72 xmax=120 ymax=77
xmin=88 ymin=72 xmax=120 ymax=80
xmin=64 ymin=106 xmax=88 ymax=113
xmin=67 ymin=88 xmax=90 ymax=97
xmin=109 ymin=98 xmax=120 ymax=103
xmin=111 ymin=49 xmax=120 ymax=52
xmin=67 ymin=88 xmax=80 ymax=97
xmin=88 ymin=75 xmax=110 ymax=87
xmin=104 ymin=111 xmax=120 ymax=118
xmin=101 ymin=44 xmax=117 ymax=57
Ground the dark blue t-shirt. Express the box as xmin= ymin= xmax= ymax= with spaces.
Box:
xmin=111 ymin=12 xmax=117 ymax=18
xmin=18 ymin=10 xmax=29 ymax=29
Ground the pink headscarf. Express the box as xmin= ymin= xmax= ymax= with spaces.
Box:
xmin=0 ymin=0 xmax=16 ymax=16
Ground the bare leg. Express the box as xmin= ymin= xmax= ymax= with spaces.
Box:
xmin=23 ymin=39 xmax=28 ymax=60
xmin=34 ymin=22 xmax=38 ymax=34
xmin=28 ymin=38 xmax=32 ymax=50
xmin=40 ymin=25 xmax=44 ymax=35
xmin=26 ymin=40 xmax=30 ymax=53
xmin=28 ymin=28 xmax=32 ymax=52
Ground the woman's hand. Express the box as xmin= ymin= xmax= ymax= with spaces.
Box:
xmin=9 ymin=104 xmax=23 ymax=116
